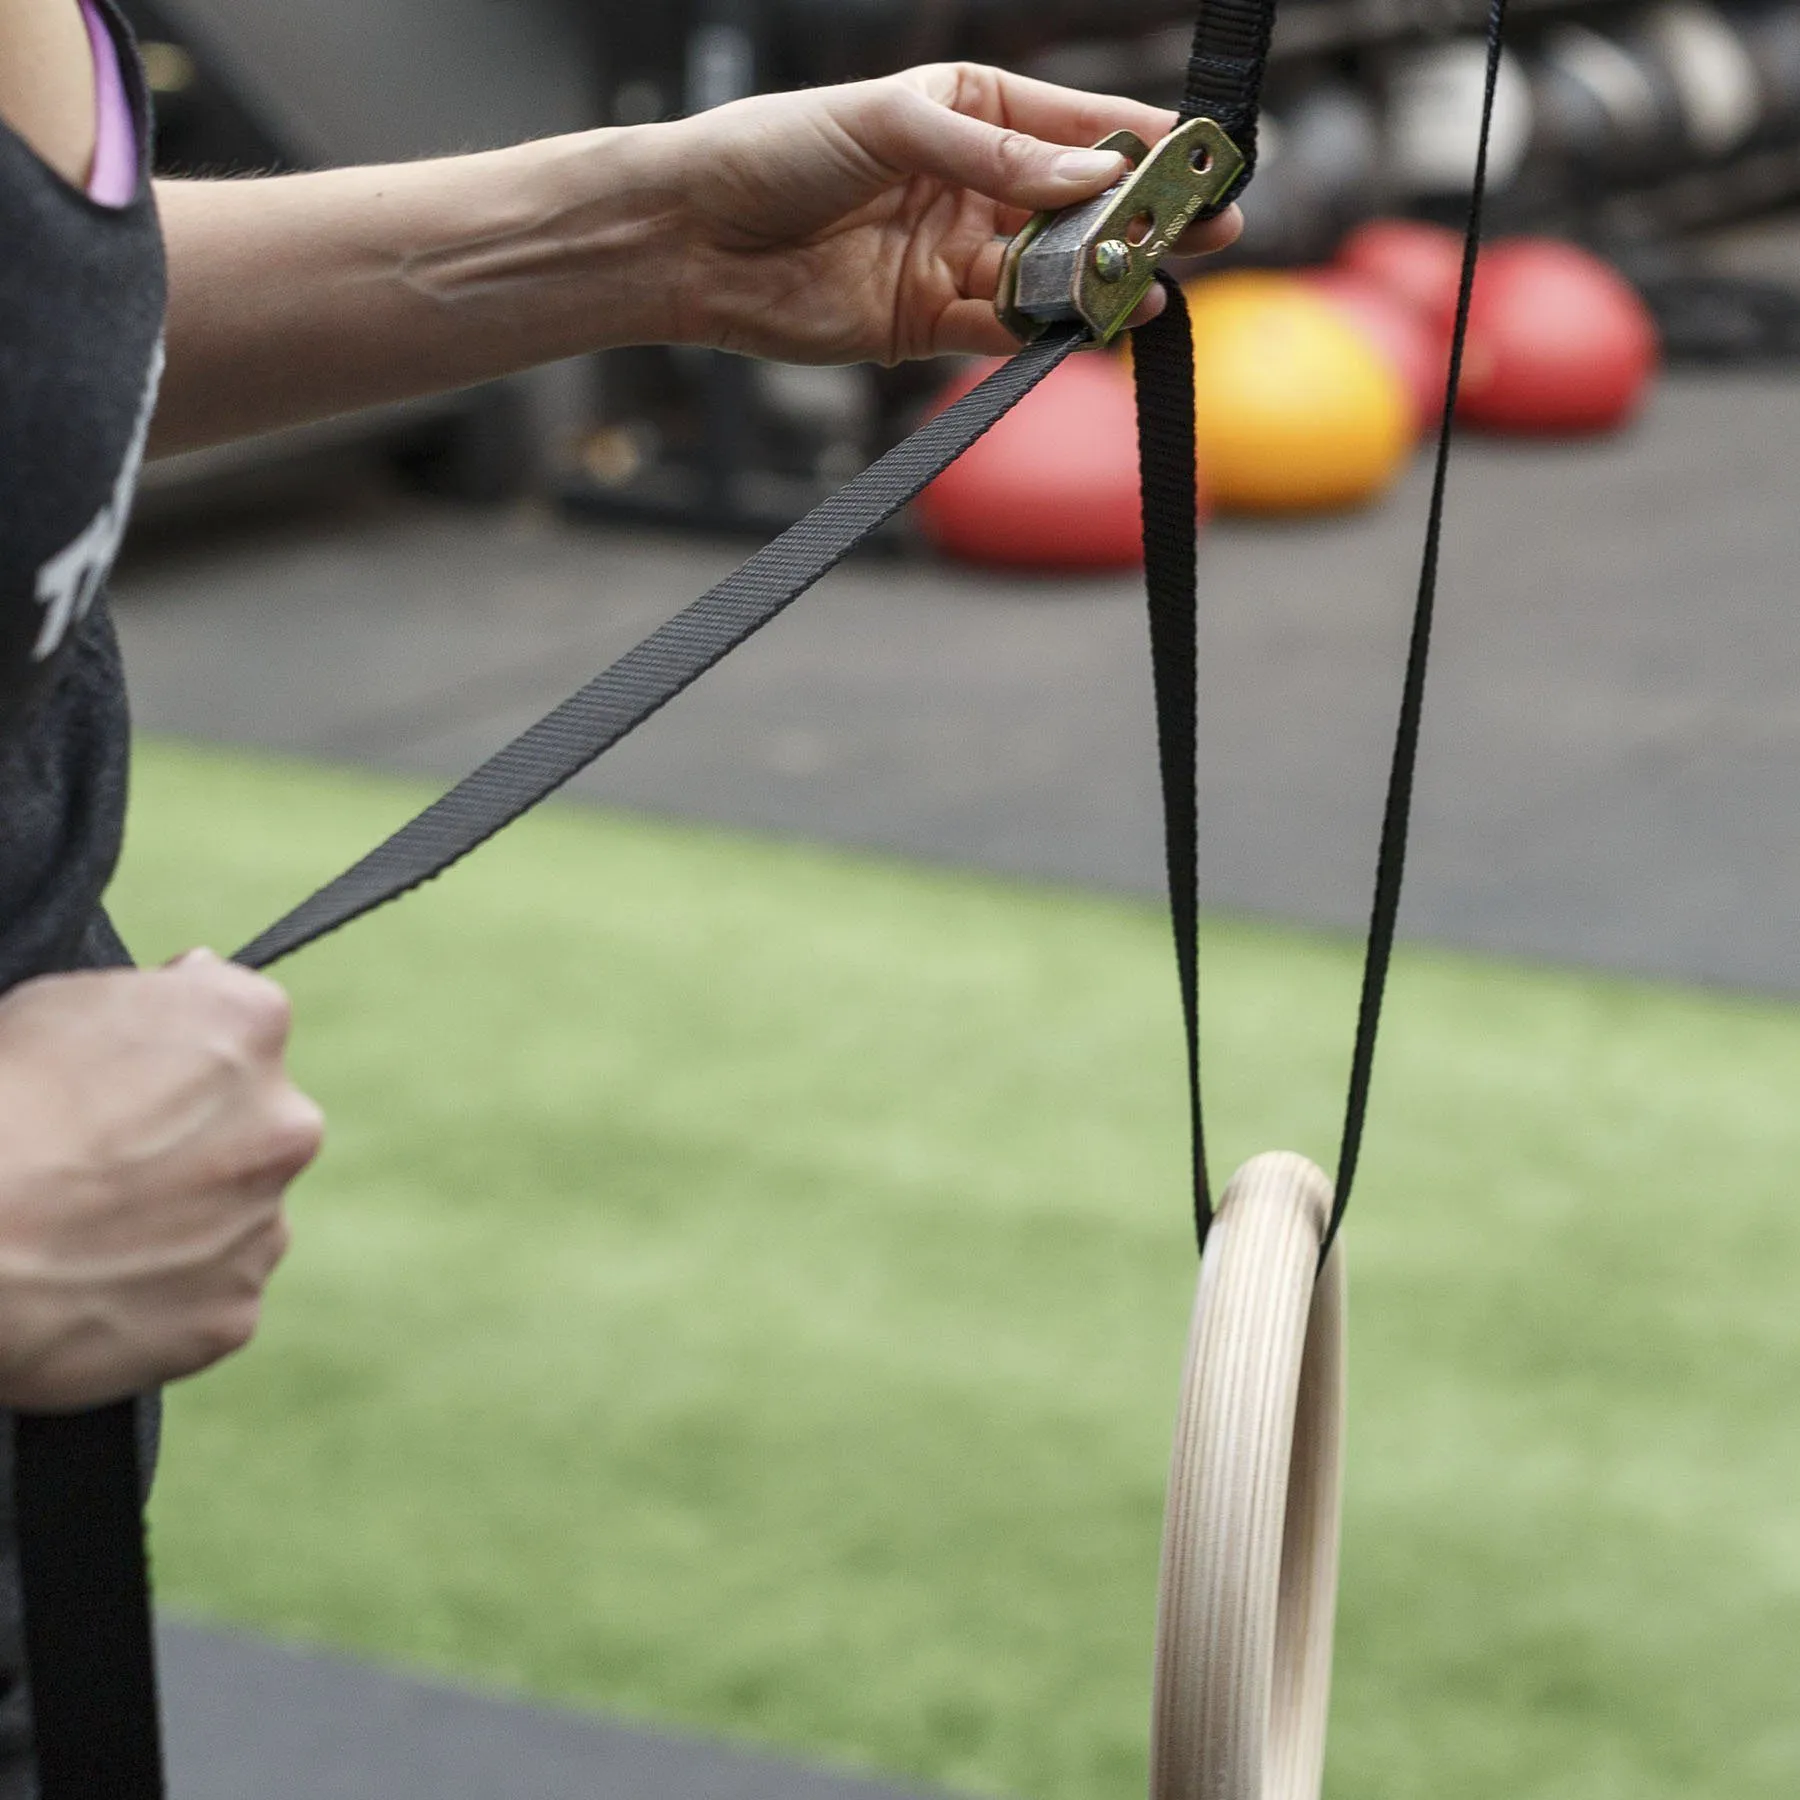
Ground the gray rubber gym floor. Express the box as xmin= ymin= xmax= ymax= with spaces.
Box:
xmin=122 ymin=369 xmax=1800 ymax=992
xmin=116 ymin=366 xmax=1800 ymax=1794
xmin=158 ymin=1622 xmax=932 ymax=1800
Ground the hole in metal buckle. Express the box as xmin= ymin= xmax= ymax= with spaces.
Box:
xmin=1125 ymin=211 xmax=1156 ymax=245
xmin=1190 ymin=146 xmax=1215 ymax=174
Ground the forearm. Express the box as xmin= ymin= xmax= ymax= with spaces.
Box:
xmin=151 ymin=126 xmax=694 ymax=457
xmin=147 ymin=67 xmax=1235 ymax=455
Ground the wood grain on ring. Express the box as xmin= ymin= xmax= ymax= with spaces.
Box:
xmin=1149 ymin=1152 xmax=1347 ymax=1800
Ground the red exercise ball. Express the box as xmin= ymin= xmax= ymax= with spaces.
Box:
xmin=917 ymin=353 xmax=1197 ymax=570
xmin=1299 ymin=266 xmax=1447 ymax=434
xmin=1335 ymin=218 xmax=1465 ymax=337
xmin=1457 ymin=238 xmax=1658 ymax=435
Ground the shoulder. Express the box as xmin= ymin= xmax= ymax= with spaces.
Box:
xmin=0 ymin=0 xmax=98 ymax=192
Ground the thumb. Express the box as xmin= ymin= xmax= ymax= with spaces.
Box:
xmin=871 ymin=86 xmax=1128 ymax=213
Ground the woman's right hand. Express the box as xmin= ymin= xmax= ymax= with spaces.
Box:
xmin=0 ymin=949 xmax=322 ymax=1411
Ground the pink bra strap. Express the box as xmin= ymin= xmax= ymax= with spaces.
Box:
xmin=79 ymin=0 xmax=138 ymax=207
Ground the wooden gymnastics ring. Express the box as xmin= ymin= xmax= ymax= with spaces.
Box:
xmin=1150 ymin=1151 xmax=1347 ymax=1800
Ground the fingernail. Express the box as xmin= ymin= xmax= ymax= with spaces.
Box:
xmin=1053 ymin=148 xmax=1125 ymax=183
xmin=169 ymin=947 xmax=219 ymax=968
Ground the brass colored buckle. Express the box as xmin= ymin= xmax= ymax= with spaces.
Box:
xmin=995 ymin=118 xmax=1245 ymax=347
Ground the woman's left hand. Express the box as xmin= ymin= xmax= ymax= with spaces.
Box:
xmin=663 ymin=62 xmax=1242 ymax=365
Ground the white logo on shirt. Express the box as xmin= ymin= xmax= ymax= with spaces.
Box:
xmin=32 ymin=338 xmax=165 ymax=663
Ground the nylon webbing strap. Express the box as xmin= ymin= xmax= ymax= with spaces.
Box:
xmin=1179 ymin=0 xmax=1274 ymax=197
xmin=1325 ymin=0 xmax=1509 ymax=1254
xmin=233 ymin=328 xmax=1083 ymax=972
xmin=15 ymin=1404 xmax=164 ymax=1798
xmin=1131 ymin=280 xmax=1210 ymax=1240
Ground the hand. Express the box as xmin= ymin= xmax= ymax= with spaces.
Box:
xmin=0 ymin=951 xmax=322 ymax=1411
xmin=664 ymin=61 xmax=1243 ymax=364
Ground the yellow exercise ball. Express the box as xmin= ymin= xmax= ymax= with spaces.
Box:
xmin=1178 ymin=273 xmax=1412 ymax=514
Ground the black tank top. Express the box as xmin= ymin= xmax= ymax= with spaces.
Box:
xmin=0 ymin=0 xmax=162 ymax=989
xmin=0 ymin=9 xmax=163 ymax=1790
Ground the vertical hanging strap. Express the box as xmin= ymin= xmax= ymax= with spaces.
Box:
xmin=14 ymin=1403 xmax=164 ymax=1799
xmin=1325 ymin=0 xmax=1509 ymax=1255
xmin=1126 ymin=0 xmax=1282 ymax=1249
xmin=1133 ymin=281 xmax=1210 ymax=1240
xmin=1123 ymin=0 xmax=1285 ymax=1249
xmin=1123 ymin=0 xmax=1296 ymax=1252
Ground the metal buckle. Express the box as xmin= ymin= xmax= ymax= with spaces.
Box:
xmin=995 ymin=118 xmax=1245 ymax=347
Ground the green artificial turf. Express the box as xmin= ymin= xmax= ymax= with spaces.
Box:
xmin=112 ymin=736 xmax=1800 ymax=1800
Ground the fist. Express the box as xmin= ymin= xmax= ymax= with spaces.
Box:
xmin=0 ymin=950 xmax=322 ymax=1410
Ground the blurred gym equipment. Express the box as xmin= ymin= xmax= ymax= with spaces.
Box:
xmin=1181 ymin=273 xmax=1412 ymax=512
xmin=1456 ymin=237 xmax=1659 ymax=432
xmin=1299 ymin=266 xmax=1446 ymax=431
xmin=119 ymin=0 xmax=1800 ymax=528
xmin=122 ymin=0 xmax=601 ymax=508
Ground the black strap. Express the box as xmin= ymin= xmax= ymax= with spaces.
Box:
xmin=1325 ymin=0 xmax=1509 ymax=1255
xmin=14 ymin=1404 xmax=164 ymax=1798
xmin=1131 ymin=280 xmax=1209 ymax=1240
xmin=1181 ymin=0 xmax=1274 ymax=203
xmin=233 ymin=329 xmax=1083 ymax=972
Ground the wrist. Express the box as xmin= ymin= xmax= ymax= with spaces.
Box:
xmin=606 ymin=108 xmax=784 ymax=353
xmin=0 ymin=1164 xmax=114 ymax=1411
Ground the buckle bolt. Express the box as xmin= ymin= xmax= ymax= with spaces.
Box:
xmin=1093 ymin=240 xmax=1132 ymax=283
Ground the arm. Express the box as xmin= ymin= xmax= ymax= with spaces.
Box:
xmin=151 ymin=63 xmax=1240 ymax=457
